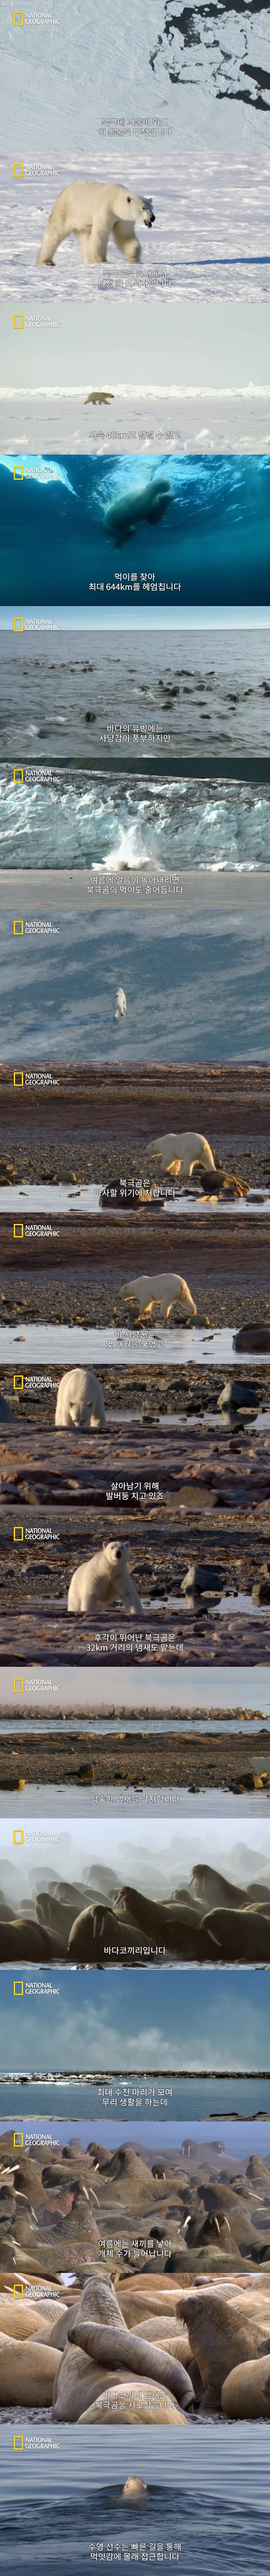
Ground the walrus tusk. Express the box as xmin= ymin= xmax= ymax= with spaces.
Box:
xmin=67 ymin=2319 xmax=194 ymax=2407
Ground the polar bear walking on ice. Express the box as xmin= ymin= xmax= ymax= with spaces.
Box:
xmin=68 ymin=1539 xmax=143 ymax=1616
xmin=37 ymin=182 xmax=155 ymax=269
xmin=150 ymin=1131 xmax=216 ymax=1181
xmin=55 ymin=1367 xmax=106 ymax=1430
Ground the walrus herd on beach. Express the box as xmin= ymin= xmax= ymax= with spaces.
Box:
xmin=1 ymin=1857 xmax=270 ymax=1965
xmin=0 ymin=2269 xmax=270 ymax=2420
xmin=1 ymin=2133 xmax=270 ymax=2278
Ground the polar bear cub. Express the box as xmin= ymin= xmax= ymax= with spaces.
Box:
xmin=150 ymin=1132 xmax=216 ymax=1180
xmin=55 ymin=1367 xmax=106 ymax=1431
xmin=37 ymin=183 xmax=155 ymax=269
xmin=122 ymin=1272 xmax=197 ymax=1326
xmin=68 ymin=1539 xmax=143 ymax=1616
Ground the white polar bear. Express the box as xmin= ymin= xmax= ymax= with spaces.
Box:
xmin=68 ymin=1539 xmax=143 ymax=1616
xmin=55 ymin=1367 xmax=106 ymax=1431
xmin=121 ymin=1271 xmax=197 ymax=1326
xmin=114 ymin=986 xmax=127 ymax=1021
xmin=150 ymin=1132 xmax=216 ymax=1180
xmin=37 ymin=183 xmax=155 ymax=269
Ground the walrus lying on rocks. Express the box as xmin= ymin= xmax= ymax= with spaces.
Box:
xmin=202 ymin=1906 xmax=270 ymax=1963
xmin=222 ymin=2354 xmax=270 ymax=2418
xmin=0 ymin=2330 xmax=62 ymax=2405
xmin=79 ymin=2380 xmax=185 ymax=2422
xmin=52 ymin=2273 xmax=194 ymax=2423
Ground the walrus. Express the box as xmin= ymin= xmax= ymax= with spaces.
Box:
xmin=121 ymin=2480 xmax=148 ymax=2498
xmin=0 ymin=2331 xmax=62 ymax=2405
xmin=180 ymin=2287 xmax=270 ymax=2409
xmin=79 ymin=2381 xmax=185 ymax=2422
xmin=201 ymin=1905 xmax=270 ymax=1963
xmin=53 ymin=2273 xmax=194 ymax=2421
xmin=222 ymin=2355 xmax=270 ymax=2418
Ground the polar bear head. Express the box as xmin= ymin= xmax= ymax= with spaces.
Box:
xmin=113 ymin=189 xmax=155 ymax=227
xmin=103 ymin=1540 xmax=129 ymax=1570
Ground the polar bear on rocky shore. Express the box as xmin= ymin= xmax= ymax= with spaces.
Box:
xmin=68 ymin=1540 xmax=143 ymax=1616
xmin=121 ymin=1271 xmax=197 ymax=1326
xmin=37 ymin=183 xmax=155 ymax=269
xmin=55 ymin=1367 xmax=106 ymax=1430
xmin=150 ymin=1132 xmax=216 ymax=1181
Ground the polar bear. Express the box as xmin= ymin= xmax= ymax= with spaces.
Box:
xmin=67 ymin=1539 xmax=143 ymax=1616
xmin=121 ymin=1272 xmax=197 ymax=1326
xmin=114 ymin=986 xmax=127 ymax=1021
xmin=150 ymin=1132 xmax=216 ymax=1181
xmin=55 ymin=1367 xmax=106 ymax=1431
xmin=37 ymin=183 xmax=155 ymax=270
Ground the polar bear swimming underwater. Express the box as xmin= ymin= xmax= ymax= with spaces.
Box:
xmin=103 ymin=472 xmax=172 ymax=547
xmin=37 ymin=181 xmax=155 ymax=269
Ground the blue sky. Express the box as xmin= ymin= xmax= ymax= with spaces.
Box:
xmin=1 ymin=1967 xmax=270 ymax=2074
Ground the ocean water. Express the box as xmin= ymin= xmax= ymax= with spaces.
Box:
xmin=1 ymin=152 xmax=270 ymax=299
xmin=1 ymin=898 xmax=270 ymax=1058
xmin=0 ymin=455 xmax=270 ymax=606
xmin=1 ymin=2475 xmax=270 ymax=2576
xmin=3 ymin=2075 xmax=270 ymax=2115
xmin=0 ymin=632 xmax=270 ymax=762
xmin=2 ymin=6 xmax=270 ymax=153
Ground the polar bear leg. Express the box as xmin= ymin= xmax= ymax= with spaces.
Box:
xmin=37 ymin=210 xmax=69 ymax=265
xmin=111 ymin=220 xmax=141 ymax=264
xmin=79 ymin=217 xmax=110 ymax=263
xmin=119 ymin=1571 xmax=144 ymax=1614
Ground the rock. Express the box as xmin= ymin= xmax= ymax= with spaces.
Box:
xmin=222 ymin=2355 xmax=270 ymax=2418
xmin=233 ymin=1327 xmax=270 ymax=1353
xmin=0 ymin=2330 xmax=62 ymax=2403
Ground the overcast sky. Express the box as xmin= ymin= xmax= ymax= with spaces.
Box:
xmin=2 ymin=302 xmax=269 ymax=392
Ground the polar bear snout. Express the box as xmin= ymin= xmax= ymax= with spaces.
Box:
xmin=142 ymin=202 xmax=155 ymax=227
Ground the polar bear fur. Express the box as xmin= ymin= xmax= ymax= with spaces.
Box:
xmin=114 ymin=987 xmax=127 ymax=1020
xmin=55 ymin=1367 xmax=106 ymax=1431
xmin=68 ymin=1539 xmax=143 ymax=1616
xmin=150 ymin=1132 xmax=216 ymax=1181
xmin=37 ymin=183 xmax=155 ymax=269
xmin=121 ymin=1272 xmax=197 ymax=1326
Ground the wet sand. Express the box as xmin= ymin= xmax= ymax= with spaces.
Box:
xmin=0 ymin=1728 xmax=269 ymax=1791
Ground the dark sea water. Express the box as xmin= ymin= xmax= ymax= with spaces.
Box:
xmin=0 ymin=456 xmax=270 ymax=605
xmin=1 ymin=2474 xmax=270 ymax=2576
xmin=0 ymin=631 xmax=269 ymax=765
